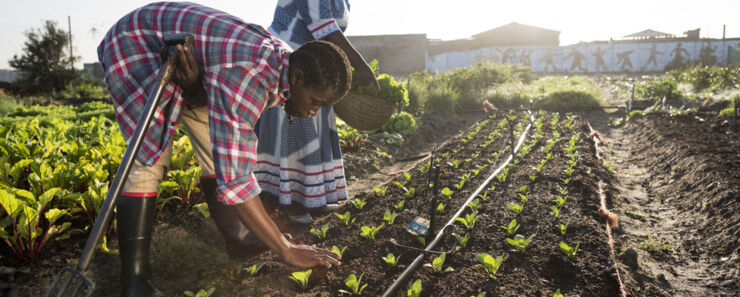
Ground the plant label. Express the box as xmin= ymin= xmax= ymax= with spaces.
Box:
xmin=407 ymin=216 xmax=429 ymax=236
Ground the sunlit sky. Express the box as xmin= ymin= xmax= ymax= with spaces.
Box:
xmin=1 ymin=0 xmax=739 ymax=69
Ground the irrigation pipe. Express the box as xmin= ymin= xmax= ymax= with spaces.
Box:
xmin=587 ymin=122 xmax=628 ymax=297
xmin=382 ymin=112 xmax=535 ymax=297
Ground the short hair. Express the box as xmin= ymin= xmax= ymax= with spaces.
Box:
xmin=289 ymin=40 xmax=352 ymax=100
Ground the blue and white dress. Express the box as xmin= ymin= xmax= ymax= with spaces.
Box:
xmin=254 ymin=0 xmax=350 ymax=209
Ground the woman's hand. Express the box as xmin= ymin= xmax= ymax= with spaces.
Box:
xmin=354 ymin=63 xmax=381 ymax=92
xmin=280 ymin=243 xmax=342 ymax=269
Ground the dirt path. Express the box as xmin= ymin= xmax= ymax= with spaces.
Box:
xmin=584 ymin=108 xmax=738 ymax=296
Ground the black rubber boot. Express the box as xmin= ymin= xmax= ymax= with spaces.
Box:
xmin=117 ymin=195 xmax=163 ymax=297
xmin=200 ymin=178 xmax=268 ymax=259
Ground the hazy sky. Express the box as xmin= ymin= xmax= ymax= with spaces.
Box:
xmin=1 ymin=0 xmax=738 ymax=69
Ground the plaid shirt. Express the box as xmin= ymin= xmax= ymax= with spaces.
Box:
xmin=98 ymin=2 xmax=291 ymax=204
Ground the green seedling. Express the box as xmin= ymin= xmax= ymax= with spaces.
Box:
xmin=404 ymin=187 xmax=415 ymax=198
xmin=454 ymin=212 xmax=478 ymax=230
xmin=383 ymin=210 xmax=398 ymax=225
xmin=564 ymin=167 xmax=574 ymax=176
xmin=454 ymin=233 xmax=470 ymax=248
xmin=383 ymin=253 xmax=403 ymax=268
xmin=518 ymin=193 xmax=529 ymax=204
xmin=373 ymin=186 xmax=388 ymax=196
xmin=551 ymin=205 xmax=561 ymax=218
xmin=436 ymin=202 xmax=446 ymax=213
xmin=441 ymin=187 xmax=453 ymax=200
xmin=554 ymin=195 xmax=567 ymax=207
xmin=338 ymin=273 xmax=368 ymax=296
xmin=467 ymin=198 xmax=481 ymax=213
xmin=407 ymin=279 xmax=422 ymax=297
xmin=360 ymin=223 xmax=384 ymax=241
xmin=403 ymin=172 xmax=412 ymax=182
xmin=477 ymin=191 xmax=489 ymax=201
xmin=506 ymin=202 xmax=523 ymax=215
xmin=289 ymin=269 xmax=312 ymax=289
xmin=350 ymin=197 xmax=367 ymax=210
xmin=335 ymin=211 xmax=355 ymax=225
xmin=638 ymin=235 xmax=671 ymax=253
xmin=557 ymin=186 xmax=568 ymax=195
xmin=332 ymin=245 xmax=348 ymax=257
xmin=519 ymin=185 xmax=528 ymax=194
xmin=392 ymin=181 xmax=407 ymax=190
xmin=500 ymin=219 xmax=520 ymax=236
xmin=310 ymin=223 xmax=330 ymax=240
xmin=425 ymin=252 xmax=454 ymax=272
xmin=184 ymin=287 xmax=215 ymax=297
xmin=553 ymin=289 xmax=564 ymax=297
xmin=447 ymin=160 xmax=460 ymax=169
xmin=559 ymin=241 xmax=580 ymax=260
xmin=529 ymin=175 xmax=537 ymax=182
xmin=393 ymin=200 xmax=405 ymax=211
xmin=506 ymin=234 xmax=535 ymax=253
xmin=240 ymin=262 xmax=265 ymax=277
xmin=476 ymin=253 xmax=503 ymax=279
xmin=470 ymin=293 xmax=486 ymax=297
xmin=559 ymin=223 xmax=568 ymax=236
xmin=560 ymin=178 xmax=570 ymax=185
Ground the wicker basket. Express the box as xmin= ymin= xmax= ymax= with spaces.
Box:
xmin=334 ymin=92 xmax=396 ymax=131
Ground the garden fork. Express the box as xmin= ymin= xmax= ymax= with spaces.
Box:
xmin=44 ymin=33 xmax=195 ymax=297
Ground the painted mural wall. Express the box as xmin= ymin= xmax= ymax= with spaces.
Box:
xmin=426 ymin=39 xmax=740 ymax=73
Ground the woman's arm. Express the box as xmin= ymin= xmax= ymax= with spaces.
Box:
xmin=325 ymin=32 xmax=381 ymax=91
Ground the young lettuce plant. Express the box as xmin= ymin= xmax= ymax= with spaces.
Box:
xmin=506 ymin=202 xmax=523 ymax=215
xmin=550 ymin=206 xmax=561 ymax=218
xmin=407 ymin=279 xmax=422 ymax=297
xmin=467 ymin=198 xmax=481 ymax=213
xmin=332 ymin=245 xmax=348 ymax=258
xmin=425 ymin=253 xmax=454 ymax=272
xmin=500 ymin=219 xmax=520 ymax=236
xmin=477 ymin=191 xmax=489 ymax=201
xmin=441 ymin=187 xmax=453 ymax=200
xmin=506 ymin=234 xmax=535 ymax=253
xmin=240 ymin=262 xmax=265 ymax=277
xmin=476 ymin=253 xmax=504 ymax=279
xmin=404 ymin=187 xmax=416 ymax=199
xmin=289 ymin=269 xmax=312 ymax=289
xmin=338 ymin=273 xmax=368 ymax=296
xmin=436 ymin=202 xmax=446 ymax=213
xmin=310 ymin=223 xmax=330 ymax=240
xmin=559 ymin=223 xmax=568 ymax=236
xmin=553 ymin=289 xmax=564 ymax=297
xmin=518 ymin=193 xmax=529 ymax=204
xmin=350 ymin=197 xmax=367 ymax=210
xmin=454 ymin=233 xmax=470 ymax=248
xmin=383 ymin=210 xmax=398 ymax=225
xmin=560 ymin=241 xmax=580 ymax=260
xmin=554 ymin=195 xmax=568 ymax=208
xmin=184 ymin=287 xmax=215 ymax=297
xmin=373 ymin=186 xmax=388 ymax=197
xmin=383 ymin=253 xmax=404 ymax=268
xmin=335 ymin=211 xmax=355 ymax=225
xmin=454 ymin=212 xmax=478 ymax=230
xmin=470 ymin=292 xmax=486 ymax=297
xmin=416 ymin=236 xmax=426 ymax=246
xmin=360 ymin=223 xmax=384 ymax=241
xmin=393 ymin=200 xmax=405 ymax=211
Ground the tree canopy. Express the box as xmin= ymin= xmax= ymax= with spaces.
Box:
xmin=9 ymin=20 xmax=78 ymax=93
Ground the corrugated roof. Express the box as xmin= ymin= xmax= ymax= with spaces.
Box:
xmin=623 ymin=29 xmax=674 ymax=39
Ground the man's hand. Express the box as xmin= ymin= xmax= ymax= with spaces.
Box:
xmin=172 ymin=44 xmax=203 ymax=96
xmin=280 ymin=243 xmax=342 ymax=269
xmin=354 ymin=63 xmax=381 ymax=92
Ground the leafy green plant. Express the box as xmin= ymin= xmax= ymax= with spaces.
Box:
xmin=335 ymin=211 xmax=356 ymax=225
xmin=477 ymin=191 xmax=489 ymax=201
xmin=557 ymin=186 xmax=568 ymax=196
xmin=404 ymin=187 xmax=415 ymax=198
xmin=310 ymin=223 xmax=330 ymax=240
xmin=289 ymin=269 xmax=312 ymax=289
xmin=559 ymin=223 xmax=568 ymax=236
xmin=407 ymin=279 xmax=422 ymax=297
xmin=425 ymin=252 xmax=454 ymax=272
xmin=373 ymin=186 xmax=388 ymax=196
xmin=454 ymin=212 xmax=478 ymax=230
xmin=436 ymin=202 xmax=446 ymax=213
xmin=383 ymin=210 xmax=398 ymax=225
xmin=518 ymin=193 xmax=529 ymax=204
xmin=383 ymin=253 xmax=403 ymax=268
xmin=454 ymin=233 xmax=470 ymax=248
xmin=338 ymin=273 xmax=368 ymax=296
xmin=184 ymin=287 xmax=215 ymax=297
xmin=240 ymin=262 xmax=265 ymax=277
xmin=553 ymin=289 xmax=564 ymax=297
xmin=500 ymin=219 xmax=520 ymax=236
xmin=638 ymin=235 xmax=671 ymax=253
xmin=467 ymin=198 xmax=481 ymax=213
xmin=529 ymin=175 xmax=537 ymax=182
xmin=350 ymin=198 xmax=367 ymax=210
xmin=476 ymin=253 xmax=504 ymax=279
xmin=332 ymin=245 xmax=348 ymax=257
xmin=360 ymin=223 xmax=384 ymax=241
xmin=554 ymin=195 xmax=568 ymax=207
xmin=470 ymin=292 xmax=487 ymax=297
xmin=550 ymin=206 xmax=561 ymax=218
xmin=447 ymin=160 xmax=460 ymax=169
xmin=506 ymin=202 xmax=523 ymax=215
xmin=560 ymin=178 xmax=570 ymax=185
xmin=559 ymin=241 xmax=580 ymax=260
xmin=441 ymin=187 xmax=453 ymax=200
xmin=506 ymin=234 xmax=535 ymax=253
xmin=393 ymin=200 xmax=405 ymax=211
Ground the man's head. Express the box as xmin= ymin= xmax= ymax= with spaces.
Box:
xmin=284 ymin=40 xmax=352 ymax=118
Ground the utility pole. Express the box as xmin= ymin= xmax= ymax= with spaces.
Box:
xmin=68 ymin=15 xmax=74 ymax=71
xmin=723 ymin=24 xmax=726 ymax=40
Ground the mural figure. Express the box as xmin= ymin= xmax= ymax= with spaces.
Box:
xmin=699 ymin=41 xmax=718 ymax=65
xmin=617 ymin=50 xmax=634 ymax=71
xmin=520 ymin=49 xmax=533 ymax=67
xmin=592 ymin=47 xmax=608 ymax=72
xmin=670 ymin=43 xmax=690 ymax=61
xmin=539 ymin=51 xmax=559 ymax=72
xmin=642 ymin=43 xmax=664 ymax=69
xmin=497 ymin=47 xmax=517 ymax=64
xmin=565 ymin=47 xmax=586 ymax=72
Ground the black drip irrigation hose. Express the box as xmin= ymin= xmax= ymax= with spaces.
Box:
xmin=381 ymin=111 xmax=536 ymax=297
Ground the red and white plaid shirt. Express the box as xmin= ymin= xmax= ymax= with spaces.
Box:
xmin=98 ymin=2 xmax=291 ymax=204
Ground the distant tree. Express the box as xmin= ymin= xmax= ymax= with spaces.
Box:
xmin=9 ymin=20 xmax=78 ymax=93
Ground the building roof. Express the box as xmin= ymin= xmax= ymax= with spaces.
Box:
xmin=472 ymin=22 xmax=560 ymax=40
xmin=623 ymin=29 xmax=675 ymax=39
